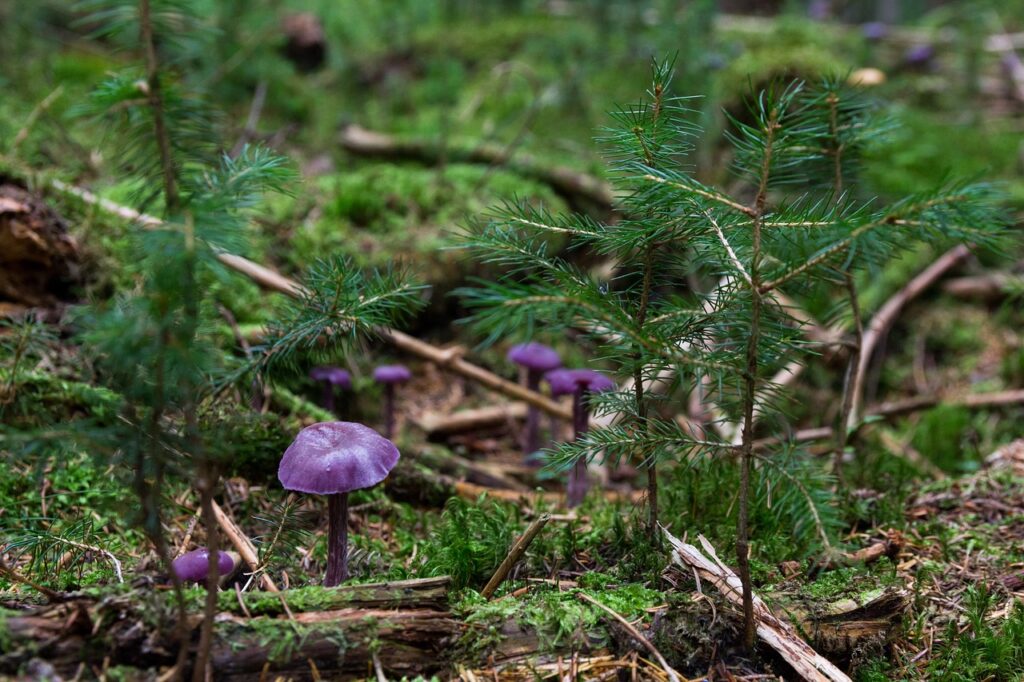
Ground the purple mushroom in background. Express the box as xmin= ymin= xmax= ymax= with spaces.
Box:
xmin=545 ymin=368 xmax=616 ymax=508
xmin=172 ymin=548 xmax=236 ymax=586
xmin=278 ymin=421 xmax=399 ymax=586
xmin=862 ymin=22 xmax=888 ymax=42
xmin=373 ymin=364 xmax=411 ymax=439
xmin=904 ymin=44 xmax=935 ymax=69
xmin=507 ymin=342 xmax=562 ymax=458
xmin=309 ymin=366 xmax=351 ymax=416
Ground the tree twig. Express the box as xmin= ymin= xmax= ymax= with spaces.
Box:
xmin=481 ymin=514 xmax=550 ymax=599
xmin=576 ymin=592 xmax=681 ymax=682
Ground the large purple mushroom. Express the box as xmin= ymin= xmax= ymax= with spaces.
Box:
xmin=545 ymin=368 xmax=616 ymax=508
xmin=278 ymin=421 xmax=400 ymax=586
xmin=172 ymin=548 xmax=235 ymax=586
xmin=507 ymin=342 xmax=561 ymax=458
xmin=309 ymin=366 xmax=351 ymax=416
xmin=373 ymin=364 xmax=411 ymax=439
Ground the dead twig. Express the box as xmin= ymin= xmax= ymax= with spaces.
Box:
xmin=577 ymin=592 xmax=681 ymax=682
xmin=481 ymin=514 xmax=550 ymax=599
xmin=211 ymin=499 xmax=278 ymax=592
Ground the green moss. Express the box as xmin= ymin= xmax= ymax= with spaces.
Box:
xmin=458 ymin=581 xmax=663 ymax=657
xmin=912 ymin=405 xmax=976 ymax=473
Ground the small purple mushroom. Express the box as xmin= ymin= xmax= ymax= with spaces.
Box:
xmin=861 ymin=22 xmax=888 ymax=42
xmin=373 ymin=364 xmax=412 ymax=439
xmin=904 ymin=44 xmax=935 ymax=69
xmin=171 ymin=548 xmax=235 ymax=586
xmin=309 ymin=366 xmax=351 ymax=416
xmin=507 ymin=342 xmax=562 ymax=458
xmin=278 ymin=421 xmax=399 ymax=586
xmin=545 ymin=368 xmax=616 ymax=508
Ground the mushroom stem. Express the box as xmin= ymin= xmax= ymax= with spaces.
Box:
xmin=524 ymin=369 xmax=542 ymax=459
xmin=325 ymin=491 xmax=349 ymax=586
xmin=382 ymin=384 xmax=396 ymax=439
xmin=321 ymin=382 xmax=336 ymax=416
xmin=566 ymin=387 xmax=590 ymax=508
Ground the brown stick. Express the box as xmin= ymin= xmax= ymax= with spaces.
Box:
xmin=211 ymin=499 xmax=278 ymax=592
xmin=47 ymin=179 xmax=572 ymax=421
xmin=577 ymin=592 xmax=681 ymax=682
xmin=480 ymin=514 xmax=550 ymax=599
xmin=943 ymin=272 xmax=1024 ymax=300
xmin=414 ymin=402 xmax=529 ymax=435
xmin=848 ymin=245 xmax=972 ymax=426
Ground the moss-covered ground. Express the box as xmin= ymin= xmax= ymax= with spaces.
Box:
xmin=3 ymin=1 xmax=1024 ymax=679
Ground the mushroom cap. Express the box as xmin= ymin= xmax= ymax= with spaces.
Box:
xmin=861 ymin=21 xmax=888 ymax=41
xmin=545 ymin=368 xmax=616 ymax=397
xmin=172 ymin=548 xmax=235 ymax=583
xmin=507 ymin=342 xmax=561 ymax=372
xmin=278 ymin=421 xmax=400 ymax=495
xmin=904 ymin=44 xmax=935 ymax=65
xmin=373 ymin=364 xmax=411 ymax=385
xmin=309 ymin=366 xmax=352 ymax=388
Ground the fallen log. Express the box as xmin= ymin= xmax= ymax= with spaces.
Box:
xmin=0 ymin=579 xmax=460 ymax=680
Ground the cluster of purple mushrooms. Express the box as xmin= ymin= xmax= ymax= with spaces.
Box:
xmin=174 ymin=345 xmax=613 ymax=589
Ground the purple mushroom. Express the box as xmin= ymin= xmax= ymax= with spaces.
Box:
xmin=171 ymin=548 xmax=236 ymax=586
xmin=507 ymin=342 xmax=562 ymax=458
xmin=373 ymin=364 xmax=411 ymax=439
xmin=862 ymin=22 xmax=888 ymax=42
xmin=545 ymin=368 xmax=616 ymax=508
xmin=278 ymin=421 xmax=399 ymax=586
xmin=904 ymin=44 xmax=935 ymax=69
xmin=309 ymin=366 xmax=351 ymax=416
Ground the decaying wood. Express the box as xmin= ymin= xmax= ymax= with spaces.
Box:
xmin=415 ymin=402 xmax=529 ymax=435
xmin=663 ymin=528 xmax=851 ymax=682
xmin=339 ymin=124 xmax=615 ymax=218
xmin=1 ymin=581 xmax=461 ymax=681
xmin=0 ymin=180 xmax=80 ymax=307
xmin=47 ymin=178 xmax=572 ymax=422
xmin=792 ymin=587 xmax=911 ymax=659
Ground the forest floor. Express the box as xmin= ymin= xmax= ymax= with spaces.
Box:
xmin=3 ymin=3 xmax=1024 ymax=681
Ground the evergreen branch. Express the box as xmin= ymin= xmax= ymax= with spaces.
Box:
xmin=640 ymin=173 xmax=755 ymax=217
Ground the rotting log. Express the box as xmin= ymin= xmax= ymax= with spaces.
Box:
xmin=794 ymin=588 xmax=910 ymax=660
xmin=0 ymin=579 xmax=459 ymax=680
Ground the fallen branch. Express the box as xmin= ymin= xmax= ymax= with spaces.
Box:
xmin=943 ymin=272 xmax=1024 ymax=299
xmin=481 ymin=514 xmax=550 ymax=599
xmin=339 ymin=124 xmax=615 ymax=218
xmin=415 ymin=402 xmax=529 ymax=435
xmin=663 ymin=528 xmax=851 ymax=682
xmin=848 ymin=245 xmax=972 ymax=428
